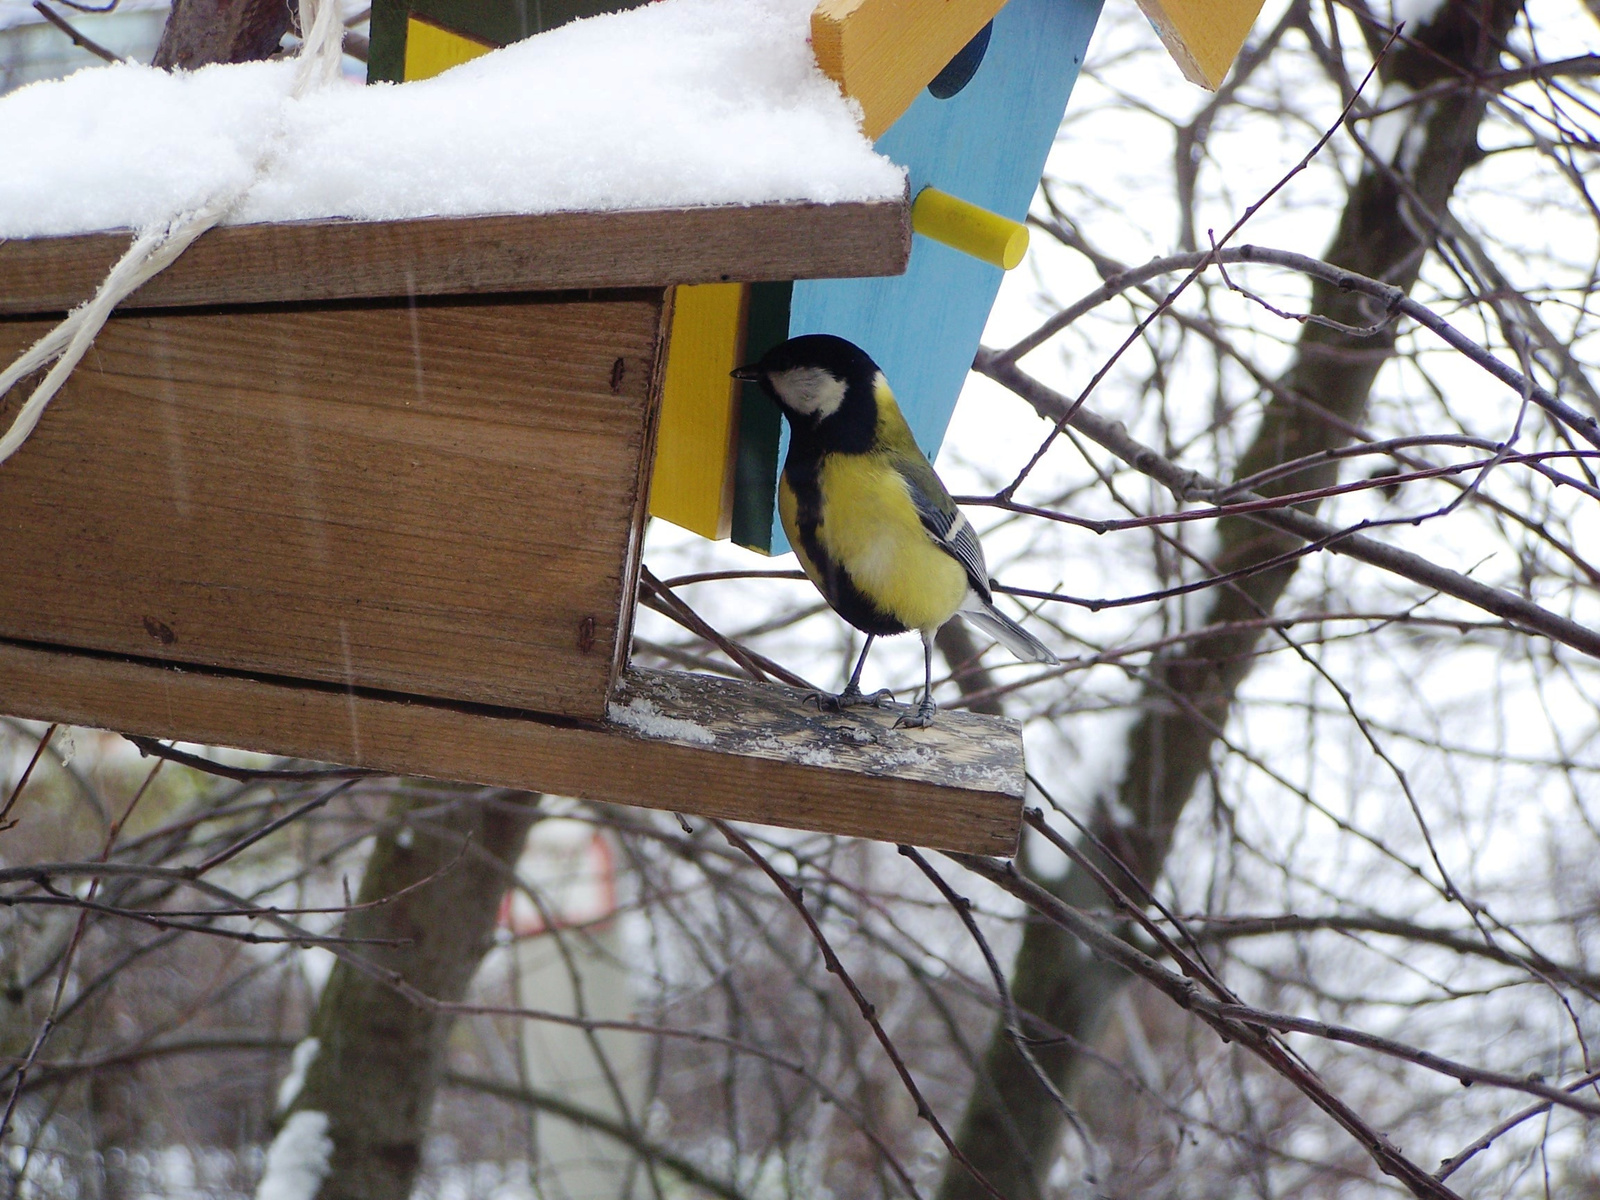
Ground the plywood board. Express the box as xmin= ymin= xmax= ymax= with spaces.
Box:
xmin=0 ymin=200 xmax=911 ymax=318
xmin=0 ymin=291 xmax=668 ymax=720
xmin=0 ymin=643 xmax=1024 ymax=855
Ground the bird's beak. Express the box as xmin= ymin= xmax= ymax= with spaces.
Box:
xmin=730 ymin=365 xmax=761 ymax=382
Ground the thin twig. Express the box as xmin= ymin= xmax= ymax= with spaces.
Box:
xmin=0 ymin=723 xmax=56 ymax=831
xmin=715 ymin=820 xmax=1008 ymax=1200
xmin=899 ymin=845 xmax=1104 ymax=1186
xmin=189 ymin=779 xmax=360 ymax=875
xmin=30 ymin=0 xmax=126 ymax=61
xmin=976 ymin=352 xmax=1600 ymax=659
xmin=946 ymin=853 xmax=1468 ymax=1200
xmin=0 ymin=758 xmax=162 ymax=1138
xmin=1436 ymin=1068 xmax=1600 ymax=1179
xmin=995 ymin=30 xmax=1402 ymax=497
xmin=125 ymin=736 xmax=379 ymax=783
xmin=638 ymin=567 xmax=814 ymax=689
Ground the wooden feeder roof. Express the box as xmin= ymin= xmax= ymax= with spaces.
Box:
xmin=0 ymin=200 xmax=911 ymax=315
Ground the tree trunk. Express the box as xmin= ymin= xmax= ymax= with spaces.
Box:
xmin=278 ymin=787 xmax=539 ymax=1200
xmin=938 ymin=3 xmax=1527 ymax=1196
xmin=152 ymin=0 xmax=295 ymax=70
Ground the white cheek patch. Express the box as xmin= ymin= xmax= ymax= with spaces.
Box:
xmin=770 ymin=366 xmax=847 ymax=418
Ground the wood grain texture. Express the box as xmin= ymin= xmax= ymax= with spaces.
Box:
xmin=0 ymin=645 xmax=1024 ymax=855
xmin=0 ymin=292 xmax=668 ymax=720
xmin=0 ymin=200 xmax=912 ymax=318
xmin=810 ymin=0 xmax=1009 ymax=139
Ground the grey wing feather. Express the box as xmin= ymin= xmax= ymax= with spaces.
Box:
xmin=894 ymin=458 xmax=1056 ymax=665
xmin=958 ymin=597 xmax=1060 ymax=665
xmin=896 ymin=463 xmax=992 ymax=603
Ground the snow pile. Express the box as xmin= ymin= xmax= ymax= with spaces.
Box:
xmin=255 ymin=1110 xmax=334 ymax=1200
xmin=608 ymin=696 xmax=718 ymax=744
xmin=0 ymin=0 xmax=903 ymax=238
xmin=274 ymin=1037 xmax=321 ymax=1114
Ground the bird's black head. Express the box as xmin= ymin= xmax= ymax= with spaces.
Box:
xmin=732 ymin=335 xmax=882 ymax=448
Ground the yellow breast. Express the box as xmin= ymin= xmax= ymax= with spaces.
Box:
xmin=808 ymin=454 xmax=968 ymax=632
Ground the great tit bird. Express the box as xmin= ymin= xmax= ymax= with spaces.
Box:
xmin=732 ymin=334 xmax=1058 ymax=727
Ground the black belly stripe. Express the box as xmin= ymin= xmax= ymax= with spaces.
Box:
xmin=785 ymin=454 xmax=910 ymax=639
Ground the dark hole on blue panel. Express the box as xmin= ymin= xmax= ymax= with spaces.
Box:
xmin=928 ymin=21 xmax=992 ymax=99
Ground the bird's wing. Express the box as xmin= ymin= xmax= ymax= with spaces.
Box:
xmin=893 ymin=455 xmax=992 ymax=604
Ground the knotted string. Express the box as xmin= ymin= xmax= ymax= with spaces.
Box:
xmin=0 ymin=0 xmax=348 ymax=467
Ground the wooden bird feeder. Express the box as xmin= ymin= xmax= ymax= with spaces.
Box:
xmin=0 ymin=202 xmax=1027 ymax=856
xmin=1 ymin=0 xmax=1268 ymax=856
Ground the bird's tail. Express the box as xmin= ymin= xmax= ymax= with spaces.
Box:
xmin=957 ymin=592 xmax=1059 ymax=665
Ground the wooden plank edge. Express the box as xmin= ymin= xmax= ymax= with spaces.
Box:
xmin=0 ymin=197 xmax=913 ymax=317
xmin=612 ymin=292 xmax=675 ymax=693
xmin=1133 ymin=0 xmax=1266 ymax=90
xmin=0 ymin=639 xmax=1022 ymax=856
xmin=1132 ymin=0 xmax=1213 ymax=88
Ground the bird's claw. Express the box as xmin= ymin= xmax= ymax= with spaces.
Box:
xmin=839 ymin=685 xmax=897 ymax=709
xmin=806 ymin=685 xmax=897 ymax=713
xmin=894 ymin=697 xmax=938 ymax=730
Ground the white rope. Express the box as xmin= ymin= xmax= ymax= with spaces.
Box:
xmin=291 ymin=0 xmax=346 ymax=97
xmin=0 ymin=0 xmax=348 ymax=469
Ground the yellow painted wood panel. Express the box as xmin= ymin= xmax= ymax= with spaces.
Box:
xmin=403 ymin=15 xmax=492 ymax=80
xmin=0 ymin=294 xmax=667 ymax=720
xmin=651 ymin=282 xmax=746 ymax=539
xmin=811 ymin=0 xmax=1009 ymax=140
xmin=1134 ymin=0 xmax=1266 ymax=89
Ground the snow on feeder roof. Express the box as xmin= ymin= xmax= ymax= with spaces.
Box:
xmin=0 ymin=0 xmax=904 ymax=238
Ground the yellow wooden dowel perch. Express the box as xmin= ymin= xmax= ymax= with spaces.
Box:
xmin=910 ymin=186 xmax=1028 ymax=270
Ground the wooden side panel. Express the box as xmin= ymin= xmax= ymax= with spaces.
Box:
xmin=811 ymin=0 xmax=1010 ymax=140
xmin=0 ymin=293 xmax=667 ymax=720
xmin=0 ymin=201 xmax=912 ymax=318
xmin=1134 ymin=0 xmax=1265 ymax=89
xmin=0 ymin=645 xmax=1024 ymax=855
xmin=650 ymin=282 xmax=746 ymax=540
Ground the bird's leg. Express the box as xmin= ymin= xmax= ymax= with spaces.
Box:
xmin=833 ymin=634 xmax=875 ymax=705
xmin=807 ymin=635 xmax=895 ymax=711
xmin=895 ymin=632 xmax=938 ymax=729
xmin=837 ymin=635 xmax=896 ymax=707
